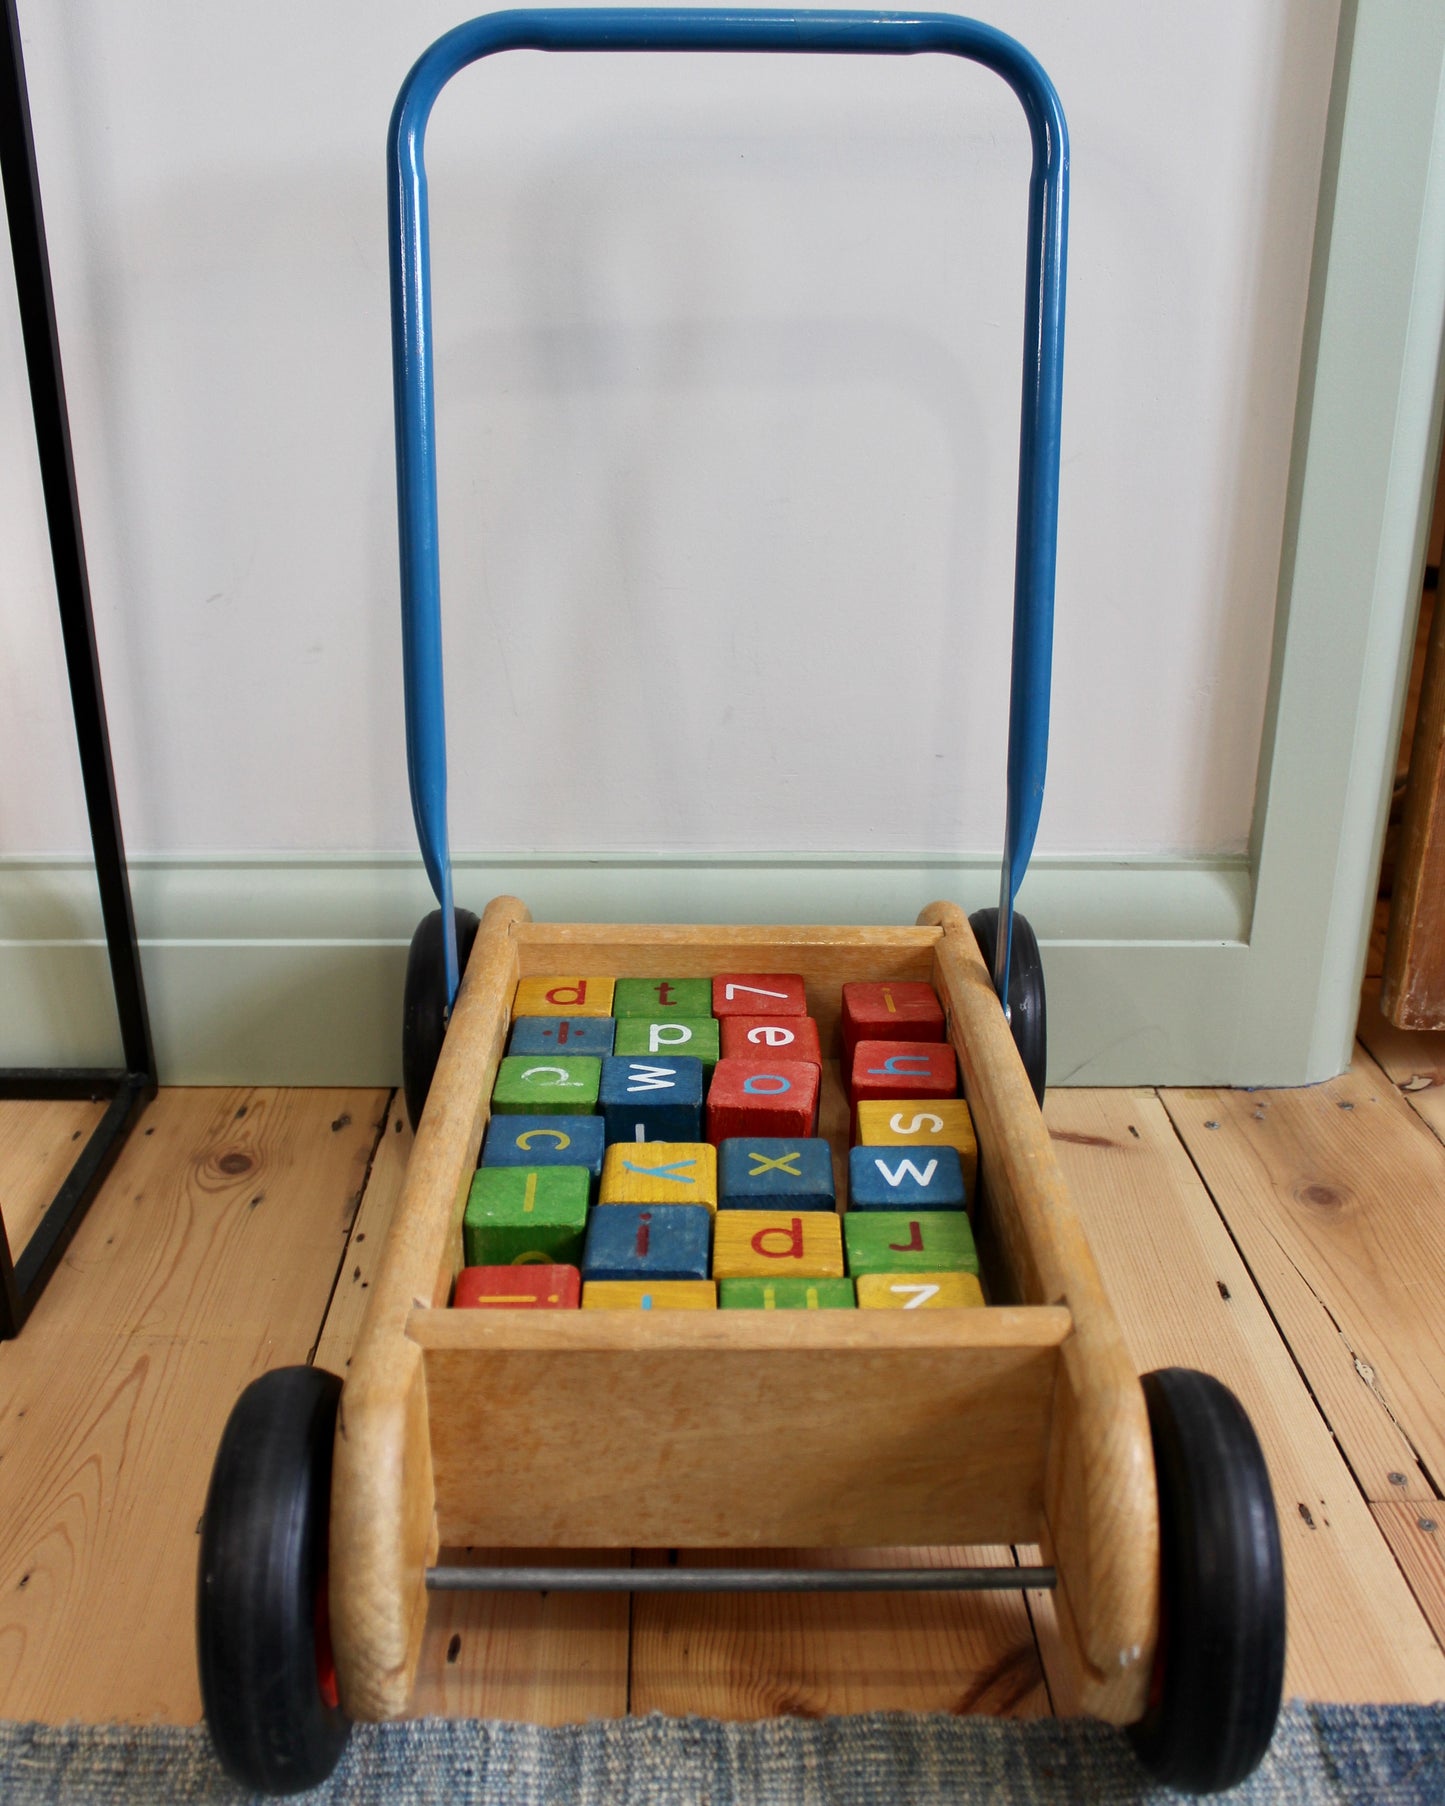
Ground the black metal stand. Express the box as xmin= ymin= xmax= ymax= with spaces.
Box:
xmin=0 ymin=0 xmax=156 ymax=1337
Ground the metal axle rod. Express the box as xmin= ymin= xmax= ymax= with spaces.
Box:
xmin=427 ymin=1565 xmax=1056 ymax=1594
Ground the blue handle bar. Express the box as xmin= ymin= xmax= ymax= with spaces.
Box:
xmin=389 ymin=9 xmax=1068 ymax=1005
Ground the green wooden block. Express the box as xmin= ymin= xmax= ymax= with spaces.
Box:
xmin=613 ymin=978 xmax=713 ymax=1018
xmin=843 ymin=1211 xmax=978 ymax=1276
xmin=719 ymin=1277 xmax=855 ymax=1310
xmin=491 ymin=1054 xmax=601 ymax=1115
xmin=463 ymin=1165 xmax=590 ymax=1267
xmin=613 ymin=1017 xmax=720 ymax=1074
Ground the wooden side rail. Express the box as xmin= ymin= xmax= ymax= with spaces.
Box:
xmin=921 ymin=900 xmax=1159 ymax=1723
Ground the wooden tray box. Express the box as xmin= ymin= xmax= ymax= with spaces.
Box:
xmin=330 ymin=898 xmax=1159 ymax=1727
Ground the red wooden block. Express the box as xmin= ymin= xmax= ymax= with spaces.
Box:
xmin=453 ymin=1265 xmax=581 ymax=1309
xmin=720 ymin=1014 xmax=822 ymax=1067
xmin=848 ymin=1039 xmax=957 ymax=1109
xmin=840 ymin=981 xmax=945 ymax=1063
xmin=706 ymin=1058 xmax=819 ymax=1144
xmin=711 ymin=973 xmax=808 ymax=1018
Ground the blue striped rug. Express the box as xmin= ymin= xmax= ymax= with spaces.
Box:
xmin=2 ymin=1704 xmax=1442 ymax=1804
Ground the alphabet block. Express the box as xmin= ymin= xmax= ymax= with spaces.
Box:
xmin=613 ymin=977 xmax=713 ymax=1018
xmin=711 ymin=974 xmax=808 ymax=1017
xmin=582 ymin=1280 xmax=717 ymax=1310
xmin=706 ymin=1058 xmax=819 ymax=1144
xmin=853 ymin=1099 xmax=977 ymax=1196
xmin=512 ymin=977 xmax=614 ymax=1018
xmin=840 ymin=981 xmax=945 ymax=1062
xmin=463 ymin=1166 xmax=590 ymax=1268
xmin=582 ymin=1203 xmax=712 ymax=1281
xmin=717 ymin=1137 xmax=835 ymax=1211
xmin=613 ymin=1017 xmax=720 ymax=1075
xmin=453 ymin=1265 xmax=581 ymax=1309
xmin=491 ymin=1055 xmax=601 ymax=1116
xmin=855 ymin=1272 xmax=985 ymax=1310
xmin=847 ymin=1145 xmax=967 ymax=1211
xmin=599 ymin=1141 xmax=718 ymax=1209
xmin=599 ymin=1055 xmax=704 ymax=1144
xmin=720 ymin=1015 xmax=822 ymax=1067
xmin=712 ymin=1210 xmax=845 ymax=1279
xmin=480 ymin=1115 xmax=605 ymax=1198
xmin=843 ymin=1211 xmax=978 ymax=1277
xmin=848 ymin=1039 xmax=957 ymax=1109
xmin=718 ymin=1277 xmax=855 ymax=1309
xmin=507 ymin=1016 xmax=616 ymax=1058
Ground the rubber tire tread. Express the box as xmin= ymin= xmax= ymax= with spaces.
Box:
xmin=197 ymin=1366 xmax=350 ymax=1795
xmin=968 ymin=907 xmax=1047 ymax=1103
xmin=1129 ymin=1367 xmax=1286 ymax=1793
xmin=402 ymin=907 xmax=481 ymax=1131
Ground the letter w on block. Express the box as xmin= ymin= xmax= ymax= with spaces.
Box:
xmin=626 ymin=1064 xmax=677 ymax=1093
xmin=873 ymin=1157 xmax=938 ymax=1189
xmin=623 ymin=1157 xmax=697 ymax=1186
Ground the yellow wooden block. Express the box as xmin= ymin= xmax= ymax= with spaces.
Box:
xmin=856 ymin=1271 xmax=985 ymax=1310
xmin=582 ymin=1280 xmax=717 ymax=1310
xmin=599 ymin=1142 xmax=717 ymax=1210
xmin=512 ymin=976 xmax=615 ymax=1019
xmin=712 ymin=1210 xmax=845 ymax=1279
xmin=854 ymin=1098 xmax=977 ymax=1193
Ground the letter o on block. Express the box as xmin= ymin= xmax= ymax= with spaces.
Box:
xmin=742 ymin=1073 xmax=790 ymax=1095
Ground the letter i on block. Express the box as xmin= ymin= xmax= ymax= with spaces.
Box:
xmin=840 ymin=981 xmax=945 ymax=1063
xmin=454 ymin=1265 xmax=581 ymax=1309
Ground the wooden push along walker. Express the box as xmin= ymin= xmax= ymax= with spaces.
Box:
xmin=196 ymin=11 xmax=1287 ymax=1796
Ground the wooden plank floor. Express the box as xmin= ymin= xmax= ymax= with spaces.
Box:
xmin=2 ymin=1010 xmax=1445 ymax=1725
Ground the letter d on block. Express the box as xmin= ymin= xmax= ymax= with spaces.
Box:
xmin=751 ymin=1217 xmax=805 ymax=1260
xmin=545 ymin=980 xmax=588 ymax=1007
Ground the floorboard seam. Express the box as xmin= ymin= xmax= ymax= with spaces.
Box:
xmin=1155 ymin=1076 xmax=1417 ymax=1508
xmin=307 ymin=1090 xmax=395 ymax=1368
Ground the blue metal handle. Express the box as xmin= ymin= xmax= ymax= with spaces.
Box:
xmin=389 ymin=9 xmax=1068 ymax=1004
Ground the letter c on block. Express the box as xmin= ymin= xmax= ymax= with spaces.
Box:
xmin=516 ymin=1128 xmax=570 ymax=1149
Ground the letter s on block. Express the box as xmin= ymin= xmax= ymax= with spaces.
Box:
xmin=889 ymin=1111 xmax=943 ymax=1136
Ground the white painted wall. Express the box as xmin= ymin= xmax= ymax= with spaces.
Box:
xmin=2 ymin=1 xmax=1339 ymax=864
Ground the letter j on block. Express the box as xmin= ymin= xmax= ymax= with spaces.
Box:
xmin=512 ymin=977 xmax=615 ymax=1019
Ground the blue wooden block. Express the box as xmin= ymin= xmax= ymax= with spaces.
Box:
xmin=507 ymin=1016 xmax=616 ymax=1058
xmin=582 ymin=1204 xmax=712 ymax=1281
xmin=599 ymin=1056 xmax=704 ymax=1144
xmin=848 ymin=1145 xmax=967 ymax=1211
xmin=480 ymin=1114 xmax=605 ymax=1199
xmin=718 ymin=1138 xmax=836 ymax=1211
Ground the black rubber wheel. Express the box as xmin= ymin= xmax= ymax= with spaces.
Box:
xmin=197 ymin=1366 xmax=350 ymax=1795
xmin=402 ymin=906 xmax=481 ymax=1131
xmin=1129 ymin=1367 xmax=1286 ymax=1794
xmin=968 ymin=907 xmax=1047 ymax=1103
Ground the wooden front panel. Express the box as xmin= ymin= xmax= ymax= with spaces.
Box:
xmin=413 ymin=1306 xmax=1069 ymax=1550
xmin=513 ymin=923 xmax=940 ymax=1043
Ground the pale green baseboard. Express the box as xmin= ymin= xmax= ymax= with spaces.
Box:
xmin=0 ymin=850 xmax=1305 ymax=1088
